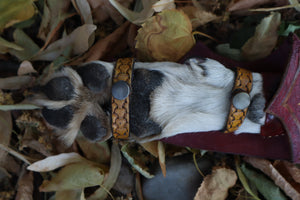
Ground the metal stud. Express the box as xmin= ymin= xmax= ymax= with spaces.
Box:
xmin=232 ymin=92 xmax=251 ymax=110
xmin=112 ymin=81 xmax=130 ymax=100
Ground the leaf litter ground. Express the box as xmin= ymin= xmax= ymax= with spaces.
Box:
xmin=0 ymin=0 xmax=300 ymax=200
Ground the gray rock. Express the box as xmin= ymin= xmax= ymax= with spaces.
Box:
xmin=142 ymin=154 xmax=212 ymax=200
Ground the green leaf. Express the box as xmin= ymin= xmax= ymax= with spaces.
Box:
xmin=241 ymin=163 xmax=288 ymax=200
xmin=216 ymin=43 xmax=241 ymax=61
xmin=235 ymin=158 xmax=261 ymax=200
xmin=0 ymin=0 xmax=36 ymax=32
xmin=0 ymin=37 xmax=23 ymax=54
xmin=0 ymin=104 xmax=41 ymax=111
xmin=278 ymin=23 xmax=300 ymax=36
xmin=40 ymin=162 xmax=105 ymax=192
xmin=8 ymin=29 xmax=40 ymax=61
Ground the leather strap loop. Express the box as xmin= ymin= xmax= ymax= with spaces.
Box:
xmin=225 ymin=67 xmax=253 ymax=133
xmin=111 ymin=58 xmax=134 ymax=139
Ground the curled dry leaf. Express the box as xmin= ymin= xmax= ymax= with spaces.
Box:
xmin=180 ymin=6 xmax=219 ymax=29
xmin=71 ymin=21 xmax=130 ymax=64
xmin=0 ymin=0 xmax=36 ymax=32
xmin=72 ymin=0 xmax=93 ymax=24
xmin=194 ymin=167 xmax=237 ymax=200
xmin=87 ymin=142 xmax=122 ymax=200
xmin=152 ymin=0 xmax=175 ymax=12
xmin=38 ymin=0 xmax=71 ymax=42
xmin=33 ymin=24 xmax=96 ymax=61
xmin=39 ymin=162 xmax=105 ymax=192
xmin=88 ymin=0 xmax=133 ymax=25
xmin=244 ymin=157 xmax=300 ymax=200
xmin=140 ymin=141 xmax=159 ymax=157
xmin=18 ymin=61 xmax=37 ymax=76
xmin=241 ymin=12 xmax=281 ymax=61
xmin=15 ymin=167 xmax=34 ymax=200
xmin=135 ymin=9 xmax=195 ymax=62
xmin=109 ymin=0 xmax=156 ymax=25
xmin=158 ymin=141 xmax=166 ymax=177
xmin=76 ymin=136 xmax=110 ymax=164
xmin=27 ymin=152 xmax=86 ymax=172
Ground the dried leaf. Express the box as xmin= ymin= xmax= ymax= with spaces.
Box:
xmin=27 ymin=152 xmax=86 ymax=172
xmin=38 ymin=0 xmax=71 ymax=41
xmin=15 ymin=167 xmax=34 ymax=200
xmin=0 ymin=36 xmax=23 ymax=54
xmin=244 ymin=157 xmax=300 ymax=200
xmin=0 ymin=111 xmax=12 ymax=166
xmin=71 ymin=21 xmax=130 ymax=64
xmin=158 ymin=141 xmax=166 ymax=177
xmin=140 ymin=141 xmax=159 ymax=157
xmin=72 ymin=0 xmax=93 ymax=24
xmin=289 ymin=0 xmax=300 ymax=12
xmin=55 ymin=189 xmax=84 ymax=200
xmin=228 ymin=0 xmax=273 ymax=12
xmin=241 ymin=12 xmax=281 ymax=61
xmin=33 ymin=24 xmax=96 ymax=61
xmin=121 ymin=143 xmax=154 ymax=179
xmin=109 ymin=0 xmax=157 ymax=25
xmin=39 ymin=162 xmax=105 ymax=192
xmin=88 ymin=142 xmax=122 ymax=200
xmin=241 ymin=163 xmax=288 ymax=200
xmin=0 ymin=0 xmax=36 ymax=32
xmin=194 ymin=168 xmax=237 ymax=200
xmin=87 ymin=0 xmax=132 ymax=25
xmin=135 ymin=9 xmax=195 ymax=62
xmin=0 ymin=76 xmax=33 ymax=90
xmin=18 ymin=61 xmax=37 ymax=76
xmin=180 ymin=6 xmax=219 ymax=29
xmin=283 ymin=161 xmax=300 ymax=183
xmin=8 ymin=29 xmax=40 ymax=61
xmin=152 ymin=0 xmax=175 ymax=12
xmin=76 ymin=136 xmax=110 ymax=164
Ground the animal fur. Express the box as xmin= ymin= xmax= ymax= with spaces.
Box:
xmin=29 ymin=58 xmax=266 ymax=146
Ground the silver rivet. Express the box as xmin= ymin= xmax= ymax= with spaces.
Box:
xmin=112 ymin=81 xmax=130 ymax=100
xmin=233 ymin=92 xmax=251 ymax=110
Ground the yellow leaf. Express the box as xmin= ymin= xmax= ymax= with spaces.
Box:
xmin=135 ymin=9 xmax=195 ymax=62
xmin=0 ymin=0 xmax=36 ymax=32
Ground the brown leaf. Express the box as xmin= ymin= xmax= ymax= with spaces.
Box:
xmin=241 ymin=12 xmax=281 ymax=61
xmin=87 ymin=0 xmax=132 ymax=25
xmin=244 ymin=157 xmax=300 ymax=200
xmin=71 ymin=21 xmax=130 ymax=64
xmin=194 ymin=167 xmax=237 ymax=200
xmin=135 ymin=9 xmax=195 ymax=62
xmin=180 ymin=6 xmax=219 ymax=29
xmin=0 ymin=111 xmax=12 ymax=167
xmin=15 ymin=167 xmax=34 ymax=200
xmin=283 ymin=161 xmax=300 ymax=184
xmin=158 ymin=141 xmax=166 ymax=177
xmin=140 ymin=141 xmax=159 ymax=157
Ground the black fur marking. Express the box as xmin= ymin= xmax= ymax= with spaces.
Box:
xmin=42 ymin=76 xmax=75 ymax=100
xmin=80 ymin=116 xmax=107 ymax=141
xmin=248 ymin=94 xmax=266 ymax=124
xmin=77 ymin=63 xmax=110 ymax=93
xmin=42 ymin=105 xmax=74 ymax=128
xmin=130 ymin=69 xmax=164 ymax=137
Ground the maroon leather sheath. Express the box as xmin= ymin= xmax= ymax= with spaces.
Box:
xmin=162 ymin=34 xmax=300 ymax=163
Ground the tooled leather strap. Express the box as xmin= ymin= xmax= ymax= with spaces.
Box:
xmin=225 ymin=68 xmax=253 ymax=133
xmin=111 ymin=58 xmax=134 ymax=139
